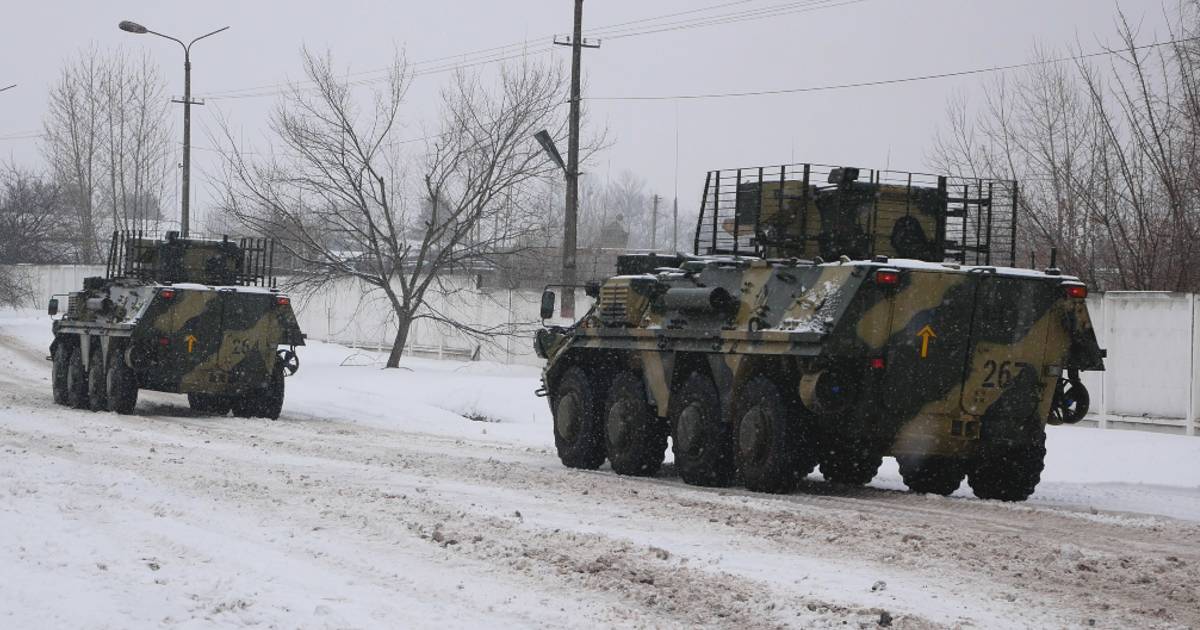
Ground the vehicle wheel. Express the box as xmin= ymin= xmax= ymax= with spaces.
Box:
xmin=671 ymin=371 xmax=734 ymax=487
xmin=969 ymin=424 xmax=1046 ymax=502
xmin=259 ymin=368 xmax=285 ymax=420
xmin=51 ymin=342 xmax=70 ymax=405
xmin=231 ymin=394 xmax=257 ymax=419
xmin=735 ymin=376 xmax=815 ymax=494
xmin=897 ymin=455 xmax=966 ymax=496
xmin=604 ymin=371 xmax=667 ymax=476
xmin=819 ymin=436 xmax=883 ymax=486
xmin=65 ymin=345 xmax=88 ymax=409
xmin=87 ymin=347 xmax=108 ymax=411
xmin=105 ymin=348 xmax=138 ymax=414
xmin=551 ymin=366 xmax=607 ymax=470
xmin=188 ymin=393 xmax=232 ymax=416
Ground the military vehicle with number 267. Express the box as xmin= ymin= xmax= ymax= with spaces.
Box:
xmin=535 ymin=163 xmax=1104 ymax=501
xmin=48 ymin=231 xmax=305 ymax=419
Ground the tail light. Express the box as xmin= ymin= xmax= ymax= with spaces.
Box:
xmin=874 ymin=269 xmax=901 ymax=286
xmin=868 ymin=357 xmax=886 ymax=370
xmin=275 ymin=295 xmax=290 ymax=307
xmin=158 ymin=336 xmax=170 ymax=347
xmin=159 ymin=288 xmax=176 ymax=300
xmin=1064 ymin=284 xmax=1088 ymax=299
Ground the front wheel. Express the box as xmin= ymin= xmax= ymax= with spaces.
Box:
xmin=65 ymin=345 xmax=88 ymax=409
xmin=968 ymin=424 xmax=1046 ymax=502
xmin=551 ymin=366 xmax=607 ymax=470
xmin=735 ymin=376 xmax=816 ymax=494
xmin=604 ymin=371 xmax=667 ymax=477
xmin=51 ymin=342 xmax=70 ymax=405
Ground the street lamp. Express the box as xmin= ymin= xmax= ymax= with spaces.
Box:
xmin=119 ymin=20 xmax=229 ymax=237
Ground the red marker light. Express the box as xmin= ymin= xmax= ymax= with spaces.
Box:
xmin=275 ymin=295 xmax=290 ymax=307
xmin=159 ymin=289 xmax=176 ymax=300
xmin=874 ymin=269 xmax=901 ymax=286
xmin=158 ymin=336 xmax=170 ymax=347
xmin=869 ymin=357 xmax=886 ymax=370
xmin=1064 ymin=284 xmax=1088 ymax=299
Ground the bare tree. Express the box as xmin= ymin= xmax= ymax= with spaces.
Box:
xmin=0 ymin=165 xmax=71 ymax=264
xmin=930 ymin=2 xmax=1200 ymax=291
xmin=218 ymin=49 xmax=568 ymax=367
xmin=43 ymin=45 xmax=171 ymax=263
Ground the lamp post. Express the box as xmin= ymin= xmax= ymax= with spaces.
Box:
xmin=119 ymin=20 xmax=228 ymax=237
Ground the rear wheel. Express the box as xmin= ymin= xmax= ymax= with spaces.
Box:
xmin=86 ymin=347 xmax=107 ymax=411
xmin=671 ymin=371 xmax=734 ymax=487
xmin=65 ymin=345 xmax=88 ymax=409
xmin=604 ymin=371 xmax=667 ymax=477
xmin=188 ymin=393 xmax=232 ymax=416
xmin=259 ymin=368 xmax=285 ymax=420
xmin=897 ymin=455 xmax=966 ymax=496
xmin=819 ymin=436 xmax=883 ymax=486
xmin=969 ymin=424 xmax=1046 ymax=502
xmin=105 ymin=348 xmax=138 ymax=414
xmin=552 ymin=366 xmax=606 ymax=470
xmin=51 ymin=342 xmax=70 ymax=405
xmin=735 ymin=376 xmax=815 ymax=494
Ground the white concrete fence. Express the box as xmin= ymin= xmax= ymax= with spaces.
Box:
xmin=8 ymin=264 xmax=1198 ymax=435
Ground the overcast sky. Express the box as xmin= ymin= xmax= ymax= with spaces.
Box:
xmin=0 ymin=0 xmax=1176 ymax=228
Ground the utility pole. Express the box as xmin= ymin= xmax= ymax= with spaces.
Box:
xmin=554 ymin=0 xmax=599 ymax=317
xmin=651 ymin=194 xmax=661 ymax=252
xmin=119 ymin=21 xmax=228 ymax=238
xmin=672 ymin=197 xmax=679 ymax=253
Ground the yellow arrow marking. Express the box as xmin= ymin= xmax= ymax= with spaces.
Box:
xmin=916 ymin=325 xmax=937 ymax=359
xmin=185 ymin=334 xmax=198 ymax=353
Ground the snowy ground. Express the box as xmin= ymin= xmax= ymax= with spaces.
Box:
xmin=1 ymin=311 xmax=1198 ymax=629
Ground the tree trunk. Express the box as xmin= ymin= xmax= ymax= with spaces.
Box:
xmin=386 ymin=312 xmax=413 ymax=369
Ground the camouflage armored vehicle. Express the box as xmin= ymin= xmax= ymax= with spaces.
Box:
xmin=535 ymin=163 xmax=1104 ymax=501
xmin=48 ymin=231 xmax=305 ymax=419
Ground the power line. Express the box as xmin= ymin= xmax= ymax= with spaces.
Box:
xmin=198 ymin=0 xmax=861 ymax=102
xmin=588 ymin=35 xmax=1200 ymax=101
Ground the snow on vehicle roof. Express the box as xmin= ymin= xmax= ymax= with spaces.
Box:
xmin=166 ymin=282 xmax=282 ymax=294
xmin=834 ymin=258 xmax=1082 ymax=281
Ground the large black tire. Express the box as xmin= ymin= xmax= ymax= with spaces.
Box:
xmin=551 ymin=366 xmax=607 ymax=470
xmin=897 ymin=455 xmax=966 ymax=496
xmin=604 ymin=371 xmax=667 ymax=477
xmin=65 ymin=345 xmax=88 ymax=409
xmin=86 ymin=347 xmax=108 ymax=412
xmin=969 ymin=424 xmax=1047 ymax=502
xmin=671 ymin=371 xmax=735 ymax=487
xmin=819 ymin=436 xmax=883 ymax=486
xmin=188 ymin=393 xmax=232 ymax=416
xmin=105 ymin=348 xmax=138 ymax=414
xmin=259 ymin=368 xmax=285 ymax=420
xmin=735 ymin=376 xmax=816 ymax=494
xmin=51 ymin=342 xmax=70 ymax=405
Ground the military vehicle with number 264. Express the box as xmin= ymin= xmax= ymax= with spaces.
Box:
xmin=535 ymin=163 xmax=1103 ymax=501
xmin=48 ymin=231 xmax=305 ymax=419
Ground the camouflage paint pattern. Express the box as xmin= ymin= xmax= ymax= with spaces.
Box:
xmin=538 ymin=256 xmax=1103 ymax=461
xmin=51 ymin=236 xmax=304 ymax=397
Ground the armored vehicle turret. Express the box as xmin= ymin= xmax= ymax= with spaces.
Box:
xmin=48 ymin=231 xmax=305 ymax=418
xmin=536 ymin=163 xmax=1103 ymax=501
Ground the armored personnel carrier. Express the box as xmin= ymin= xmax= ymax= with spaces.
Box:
xmin=48 ymin=231 xmax=305 ymax=419
xmin=535 ymin=163 xmax=1103 ymax=501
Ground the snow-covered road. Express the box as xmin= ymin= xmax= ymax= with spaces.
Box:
xmin=1 ymin=313 xmax=1198 ymax=629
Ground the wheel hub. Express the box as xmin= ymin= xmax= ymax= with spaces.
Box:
xmin=607 ymin=401 xmax=635 ymax=448
xmin=675 ymin=404 xmax=703 ymax=454
xmin=555 ymin=394 xmax=580 ymax=441
xmin=738 ymin=408 xmax=769 ymax=463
